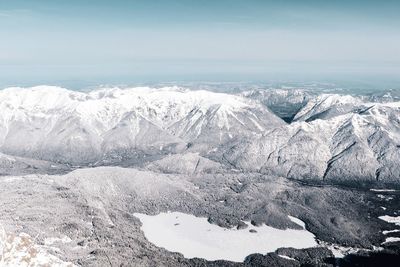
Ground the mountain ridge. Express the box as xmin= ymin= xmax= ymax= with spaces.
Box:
xmin=0 ymin=86 xmax=399 ymax=184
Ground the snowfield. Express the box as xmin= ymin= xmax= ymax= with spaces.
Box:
xmin=134 ymin=212 xmax=317 ymax=262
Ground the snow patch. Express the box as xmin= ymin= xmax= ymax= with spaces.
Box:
xmin=319 ymin=241 xmax=382 ymax=258
xmin=379 ymin=215 xmax=400 ymax=226
xmin=0 ymin=226 xmax=75 ymax=266
xmin=377 ymin=194 xmax=394 ymax=201
xmin=278 ymin=254 xmax=296 ymax=261
xmin=370 ymin=189 xmax=396 ymax=192
xmin=383 ymin=229 xmax=400 ymax=235
xmin=382 ymin=237 xmax=400 ymax=244
xmin=44 ymin=236 xmax=72 ymax=246
xmin=288 ymin=215 xmax=306 ymax=229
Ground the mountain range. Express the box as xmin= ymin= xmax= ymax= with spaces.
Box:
xmin=0 ymin=86 xmax=399 ymax=184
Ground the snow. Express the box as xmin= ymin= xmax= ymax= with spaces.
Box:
xmin=278 ymin=255 xmax=296 ymax=261
xmin=2 ymin=85 xmax=400 ymax=184
xmin=0 ymin=86 xmax=248 ymax=133
xmin=0 ymin=86 xmax=252 ymax=129
xmin=0 ymin=226 xmax=75 ymax=266
xmin=44 ymin=236 xmax=72 ymax=246
xmin=376 ymin=194 xmax=394 ymax=201
xmin=288 ymin=215 xmax=306 ymax=228
xmin=379 ymin=215 xmax=400 ymax=226
xmin=383 ymin=229 xmax=400 ymax=235
xmin=382 ymin=237 xmax=400 ymax=244
xmin=249 ymin=117 xmax=265 ymax=131
xmin=293 ymin=94 xmax=364 ymax=121
xmin=318 ymin=241 xmax=382 ymax=258
xmin=134 ymin=211 xmax=317 ymax=262
xmin=320 ymin=243 xmax=357 ymax=258
xmin=370 ymin=189 xmax=396 ymax=192
xmin=0 ymin=85 xmax=281 ymax=164
xmin=226 ymin=89 xmax=400 ymax=182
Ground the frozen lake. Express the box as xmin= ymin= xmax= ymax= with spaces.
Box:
xmin=134 ymin=211 xmax=317 ymax=262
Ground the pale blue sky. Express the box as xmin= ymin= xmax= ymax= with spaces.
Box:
xmin=1 ymin=0 xmax=400 ymax=88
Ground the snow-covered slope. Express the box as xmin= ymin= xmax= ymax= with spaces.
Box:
xmin=224 ymin=101 xmax=400 ymax=183
xmin=1 ymin=85 xmax=399 ymax=184
xmin=0 ymin=152 xmax=67 ymax=175
xmin=146 ymin=153 xmax=224 ymax=174
xmin=0 ymin=86 xmax=283 ymax=164
xmin=293 ymin=94 xmax=365 ymax=122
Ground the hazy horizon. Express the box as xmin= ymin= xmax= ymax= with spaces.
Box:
xmin=1 ymin=0 xmax=400 ymax=89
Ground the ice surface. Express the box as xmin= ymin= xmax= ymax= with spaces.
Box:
xmin=134 ymin=211 xmax=317 ymax=262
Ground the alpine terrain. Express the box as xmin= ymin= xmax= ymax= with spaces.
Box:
xmin=0 ymin=85 xmax=399 ymax=266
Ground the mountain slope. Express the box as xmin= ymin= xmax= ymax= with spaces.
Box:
xmin=1 ymin=85 xmax=399 ymax=184
xmin=293 ymin=94 xmax=365 ymax=122
xmin=0 ymin=86 xmax=283 ymax=164
xmin=224 ymin=102 xmax=400 ymax=183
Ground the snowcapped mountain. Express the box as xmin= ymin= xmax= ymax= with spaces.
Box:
xmin=0 ymin=86 xmax=283 ymax=165
xmin=0 ymin=85 xmax=399 ymax=184
xmin=364 ymin=89 xmax=400 ymax=103
xmin=293 ymin=94 xmax=365 ymax=122
xmin=224 ymin=101 xmax=400 ymax=183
